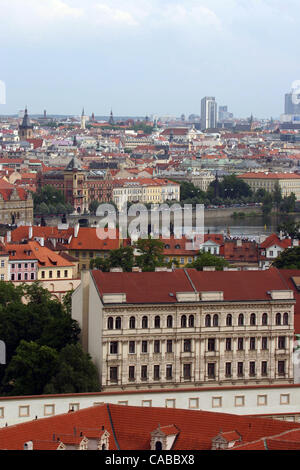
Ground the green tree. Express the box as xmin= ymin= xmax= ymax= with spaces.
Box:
xmin=38 ymin=202 xmax=49 ymax=215
xmin=280 ymin=193 xmax=297 ymax=214
xmin=2 ymin=340 xmax=59 ymax=396
xmin=89 ymin=199 xmax=101 ymax=215
xmin=90 ymin=246 xmax=135 ymax=272
xmin=273 ymin=182 xmax=282 ymax=212
xmin=44 ymin=344 xmax=100 ymax=394
xmin=277 ymin=220 xmax=300 ymax=239
xmin=186 ymin=251 xmax=230 ymax=271
xmin=262 ymin=193 xmax=273 ymax=216
xmin=273 ymin=247 xmax=300 ymax=269
xmin=134 ymin=237 xmax=166 ymax=272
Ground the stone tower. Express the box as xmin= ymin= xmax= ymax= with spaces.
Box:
xmin=19 ymin=107 xmax=34 ymax=140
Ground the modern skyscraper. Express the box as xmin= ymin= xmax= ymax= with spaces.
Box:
xmin=201 ymin=96 xmax=217 ymax=130
xmin=285 ymin=93 xmax=300 ymax=115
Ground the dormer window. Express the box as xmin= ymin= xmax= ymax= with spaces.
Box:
xmin=150 ymin=425 xmax=179 ymax=451
xmin=98 ymin=430 xmax=110 ymax=450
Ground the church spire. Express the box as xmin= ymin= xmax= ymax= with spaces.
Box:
xmin=109 ymin=109 xmax=114 ymax=125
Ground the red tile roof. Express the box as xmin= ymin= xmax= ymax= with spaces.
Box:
xmin=91 ymin=267 xmax=293 ymax=304
xmin=0 ymin=404 xmax=299 ymax=450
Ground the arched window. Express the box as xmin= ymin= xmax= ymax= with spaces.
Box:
xmin=181 ymin=315 xmax=187 ymax=328
xmin=213 ymin=314 xmax=219 ymax=327
xmin=238 ymin=314 xmax=244 ymax=326
xmin=129 ymin=316 xmax=136 ymax=329
xmin=250 ymin=313 xmax=256 ymax=326
xmin=115 ymin=317 xmax=122 ymax=329
xmin=262 ymin=313 xmax=268 ymax=326
xmin=154 ymin=316 xmax=161 ymax=328
xmin=276 ymin=313 xmax=281 ymax=326
xmin=283 ymin=312 xmax=289 ymax=325
xmin=142 ymin=316 xmax=148 ymax=329
xmin=226 ymin=314 xmax=232 ymax=327
xmin=205 ymin=314 xmax=211 ymax=327
xmin=167 ymin=315 xmax=173 ymax=328
xmin=107 ymin=317 xmax=114 ymax=330
xmin=188 ymin=315 xmax=195 ymax=328
xmin=155 ymin=441 xmax=163 ymax=451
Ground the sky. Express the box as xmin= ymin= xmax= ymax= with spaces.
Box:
xmin=0 ymin=0 xmax=300 ymax=118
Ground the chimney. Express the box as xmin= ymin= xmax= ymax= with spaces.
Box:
xmin=110 ymin=268 xmax=123 ymax=272
xmin=29 ymin=226 xmax=33 ymax=240
xmin=74 ymin=223 xmax=80 ymax=238
xmin=236 ymin=239 xmax=242 ymax=247
xmin=203 ymin=266 xmax=216 ymax=271
xmin=23 ymin=441 xmax=33 ymax=450
xmin=6 ymin=231 xmax=11 ymax=243
xmin=40 ymin=237 xmax=44 ymax=247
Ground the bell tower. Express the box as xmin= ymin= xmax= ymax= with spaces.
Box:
xmin=19 ymin=107 xmax=34 ymax=140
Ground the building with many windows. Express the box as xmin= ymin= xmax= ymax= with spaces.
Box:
xmin=72 ymin=268 xmax=296 ymax=391
xmin=237 ymin=172 xmax=300 ymax=200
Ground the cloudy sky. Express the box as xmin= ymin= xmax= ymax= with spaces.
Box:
xmin=0 ymin=0 xmax=300 ymax=117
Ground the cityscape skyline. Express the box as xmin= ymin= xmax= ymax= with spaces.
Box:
xmin=1 ymin=0 xmax=300 ymax=117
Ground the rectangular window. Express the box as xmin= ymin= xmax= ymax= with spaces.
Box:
xmin=238 ymin=338 xmax=244 ymax=351
xmin=165 ymin=399 xmax=176 ymax=408
xmin=154 ymin=365 xmax=160 ymax=380
xmin=0 ymin=260 xmax=4 ymax=268
xmin=31 ymin=273 xmax=35 ymax=280
xmin=110 ymin=342 xmax=118 ymax=354
xmin=208 ymin=338 xmax=215 ymax=352
xmin=118 ymin=401 xmax=128 ymax=406
xmin=167 ymin=340 xmax=173 ymax=353
xmin=110 ymin=367 xmax=118 ymax=383
xmin=19 ymin=406 xmax=30 ymax=417
xmin=142 ymin=400 xmax=152 ymax=407
xmin=278 ymin=361 xmax=286 ymax=376
xmin=64 ymin=270 xmax=68 ymax=278
xmin=226 ymin=338 xmax=232 ymax=351
xmin=44 ymin=405 xmax=55 ymax=416
xmin=0 ymin=407 xmax=4 ymax=418
xmin=225 ymin=362 xmax=232 ymax=378
xmin=183 ymin=363 xmax=191 ymax=380
xmin=235 ymin=396 xmax=245 ymax=407
xmin=154 ymin=340 xmax=160 ymax=354
xmin=0 ymin=275 xmax=4 ymax=281
xmin=262 ymin=337 xmax=268 ymax=350
xmin=184 ymin=339 xmax=192 ymax=352
xmin=41 ymin=271 xmax=45 ymax=279
xmin=166 ymin=364 xmax=173 ymax=380
xmin=237 ymin=362 xmax=244 ymax=377
xmin=249 ymin=362 xmax=256 ymax=377
xmin=212 ymin=397 xmax=222 ymax=408
xmin=11 ymin=274 xmax=15 ymax=281
xmin=280 ymin=394 xmax=290 ymax=405
xmin=250 ymin=337 xmax=256 ymax=350
xmin=141 ymin=365 xmax=148 ymax=380
xmin=189 ymin=398 xmax=199 ymax=409
xmin=278 ymin=337 xmax=286 ymax=350
xmin=129 ymin=366 xmax=135 ymax=380
xmin=57 ymin=270 xmax=61 ymax=278
xmin=18 ymin=273 xmax=21 ymax=281
xmin=142 ymin=341 xmax=148 ymax=353
xmin=129 ymin=341 xmax=135 ymax=354
xmin=24 ymin=273 xmax=28 ymax=281
xmin=261 ymin=361 xmax=268 ymax=376
xmin=24 ymin=263 xmax=28 ymax=269
xmin=208 ymin=363 xmax=215 ymax=379
xmin=257 ymin=395 xmax=267 ymax=406
xmin=69 ymin=403 xmax=80 ymax=411
xmin=49 ymin=271 xmax=52 ymax=279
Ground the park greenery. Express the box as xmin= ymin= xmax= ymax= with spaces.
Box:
xmin=0 ymin=282 xmax=100 ymax=396
xmin=178 ymin=176 xmax=297 ymax=216
xmin=33 ymin=185 xmax=73 ymax=216
xmin=185 ymin=251 xmax=230 ymax=271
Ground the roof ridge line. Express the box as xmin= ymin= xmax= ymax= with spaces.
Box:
xmin=183 ymin=268 xmax=197 ymax=293
xmin=106 ymin=404 xmax=120 ymax=450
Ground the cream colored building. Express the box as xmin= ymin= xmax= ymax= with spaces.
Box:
xmin=238 ymin=172 xmax=300 ymax=200
xmin=72 ymin=268 xmax=295 ymax=391
xmin=0 ymin=180 xmax=33 ymax=225
xmin=112 ymin=178 xmax=180 ymax=210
